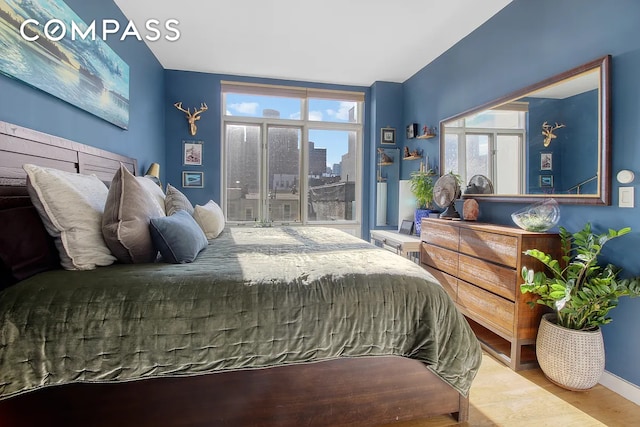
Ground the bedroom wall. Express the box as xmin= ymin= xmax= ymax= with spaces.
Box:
xmin=164 ymin=70 xmax=371 ymax=235
xmin=403 ymin=0 xmax=640 ymax=387
xmin=0 ymin=0 xmax=165 ymax=174
xmin=369 ymin=81 xmax=403 ymax=230
xmin=526 ymin=91 xmax=599 ymax=194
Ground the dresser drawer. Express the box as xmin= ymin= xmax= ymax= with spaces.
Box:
xmin=457 ymin=280 xmax=514 ymax=338
xmin=458 ymin=253 xmax=518 ymax=301
xmin=419 ymin=218 xmax=561 ymax=371
xmin=421 ymin=243 xmax=458 ymax=277
xmin=459 ymin=228 xmax=518 ymax=268
xmin=423 ymin=265 xmax=458 ymax=302
xmin=421 ymin=219 xmax=460 ymax=251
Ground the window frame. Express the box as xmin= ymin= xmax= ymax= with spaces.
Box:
xmin=221 ymin=82 xmax=364 ymax=234
xmin=444 ymin=109 xmax=526 ymax=192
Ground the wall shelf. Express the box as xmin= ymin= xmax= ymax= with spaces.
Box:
xmin=377 ymin=161 xmax=394 ymax=166
xmin=416 ymin=133 xmax=436 ymax=140
xmin=403 ymin=155 xmax=422 ymax=161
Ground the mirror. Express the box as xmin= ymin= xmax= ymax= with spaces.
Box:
xmin=440 ymin=55 xmax=611 ymax=205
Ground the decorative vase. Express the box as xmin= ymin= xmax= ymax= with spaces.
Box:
xmin=414 ymin=209 xmax=431 ymax=236
xmin=536 ymin=313 xmax=605 ymax=391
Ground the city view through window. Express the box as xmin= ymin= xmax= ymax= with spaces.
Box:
xmin=222 ymin=86 xmax=363 ymax=226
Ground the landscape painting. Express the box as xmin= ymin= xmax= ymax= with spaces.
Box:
xmin=0 ymin=0 xmax=129 ymax=129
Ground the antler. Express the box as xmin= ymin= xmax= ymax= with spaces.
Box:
xmin=541 ymin=121 xmax=566 ymax=147
xmin=174 ymin=102 xmax=190 ymax=115
xmin=174 ymin=102 xmax=208 ymax=136
xmin=192 ymin=103 xmax=208 ymax=118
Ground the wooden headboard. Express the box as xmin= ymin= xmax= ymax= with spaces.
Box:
xmin=0 ymin=121 xmax=137 ymax=201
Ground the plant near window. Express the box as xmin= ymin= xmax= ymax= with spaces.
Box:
xmin=521 ymin=223 xmax=640 ymax=331
xmin=409 ymin=167 xmax=435 ymax=209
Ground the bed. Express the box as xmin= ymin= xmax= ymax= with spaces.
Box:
xmin=0 ymin=120 xmax=482 ymax=426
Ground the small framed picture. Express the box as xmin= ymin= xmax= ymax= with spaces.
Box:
xmin=399 ymin=219 xmax=414 ymax=235
xmin=540 ymin=175 xmax=554 ymax=187
xmin=183 ymin=141 xmax=203 ymax=166
xmin=381 ymin=127 xmax=396 ymax=145
xmin=540 ymin=152 xmax=553 ymax=171
xmin=406 ymin=123 xmax=418 ymax=139
xmin=182 ymin=171 xmax=204 ymax=188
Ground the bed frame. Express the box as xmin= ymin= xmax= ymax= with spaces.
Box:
xmin=0 ymin=120 xmax=469 ymax=426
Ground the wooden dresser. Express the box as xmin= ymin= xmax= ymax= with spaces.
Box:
xmin=420 ymin=218 xmax=561 ymax=370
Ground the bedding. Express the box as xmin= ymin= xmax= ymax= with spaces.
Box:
xmin=23 ymin=164 xmax=115 ymax=270
xmin=0 ymin=226 xmax=481 ymax=401
xmin=102 ymin=164 xmax=165 ymax=263
xmin=165 ymin=183 xmax=194 ymax=216
xmin=149 ymin=210 xmax=208 ymax=263
xmin=193 ymin=200 xmax=225 ymax=238
xmin=136 ymin=175 xmax=167 ymax=215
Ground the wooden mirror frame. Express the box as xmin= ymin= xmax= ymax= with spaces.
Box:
xmin=439 ymin=55 xmax=611 ymax=205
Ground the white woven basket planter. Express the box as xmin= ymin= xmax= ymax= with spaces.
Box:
xmin=536 ymin=313 xmax=605 ymax=391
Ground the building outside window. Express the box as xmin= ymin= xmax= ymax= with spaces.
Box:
xmin=221 ymin=82 xmax=364 ymax=235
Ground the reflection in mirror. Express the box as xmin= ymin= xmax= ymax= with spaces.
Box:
xmin=440 ymin=55 xmax=611 ymax=205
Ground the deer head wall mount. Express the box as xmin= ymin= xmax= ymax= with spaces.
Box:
xmin=541 ymin=121 xmax=566 ymax=147
xmin=174 ymin=102 xmax=208 ymax=136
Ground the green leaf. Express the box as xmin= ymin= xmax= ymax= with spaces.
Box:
xmin=521 ymin=222 xmax=636 ymax=329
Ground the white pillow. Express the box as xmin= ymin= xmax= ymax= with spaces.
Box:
xmin=193 ymin=200 xmax=225 ymax=239
xmin=136 ymin=175 xmax=166 ymax=215
xmin=23 ymin=164 xmax=116 ymax=270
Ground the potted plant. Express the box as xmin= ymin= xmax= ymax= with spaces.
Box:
xmin=409 ymin=166 xmax=435 ymax=235
xmin=521 ymin=223 xmax=640 ymax=390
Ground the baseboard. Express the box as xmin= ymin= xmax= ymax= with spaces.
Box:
xmin=600 ymin=370 xmax=640 ymax=405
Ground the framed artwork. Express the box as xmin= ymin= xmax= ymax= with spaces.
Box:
xmin=540 ymin=152 xmax=553 ymax=171
xmin=540 ymin=175 xmax=554 ymax=187
xmin=399 ymin=219 xmax=414 ymax=235
xmin=182 ymin=171 xmax=204 ymax=188
xmin=183 ymin=141 xmax=203 ymax=166
xmin=406 ymin=123 xmax=418 ymax=139
xmin=381 ymin=127 xmax=396 ymax=145
xmin=0 ymin=0 xmax=129 ymax=129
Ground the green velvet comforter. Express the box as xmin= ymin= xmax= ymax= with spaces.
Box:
xmin=0 ymin=226 xmax=481 ymax=399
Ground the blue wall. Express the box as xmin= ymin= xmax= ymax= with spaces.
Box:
xmin=526 ymin=91 xmax=599 ymax=194
xmin=369 ymin=81 xmax=403 ymax=229
xmin=403 ymin=0 xmax=640 ymax=386
xmin=164 ymin=70 xmax=371 ymax=235
xmin=0 ymin=0 xmax=165 ymax=174
xmin=526 ymin=97 xmax=563 ymax=194
xmin=558 ymin=90 xmax=599 ymax=194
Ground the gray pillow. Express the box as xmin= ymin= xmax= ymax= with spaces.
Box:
xmin=102 ymin=164 xmax=165 ymax=263
xmin=23 ymin=164 xmax=115 ymax=270
xmin=149 ymin=211 xmax=208 ymax=263
xmin=165 ymin=183 xmax=194 ymax=216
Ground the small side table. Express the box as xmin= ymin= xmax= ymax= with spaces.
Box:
xmin=370 ymin=230 xmax=421 ymax=261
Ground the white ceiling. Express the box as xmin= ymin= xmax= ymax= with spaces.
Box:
xmin=114 ymin=0 xmax=512 ymax=87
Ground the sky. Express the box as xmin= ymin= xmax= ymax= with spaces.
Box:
xmin=225 ymin=94 xmax=357 ymax=167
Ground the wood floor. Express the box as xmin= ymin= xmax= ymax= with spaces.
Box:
xmin=392 ymin=353 xmax=640 ymax=427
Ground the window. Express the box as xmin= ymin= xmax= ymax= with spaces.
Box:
xmin=221 ymin=82 xmax=364 ymax=234
xmin=443 ymin=106 xmax=526 ymax=193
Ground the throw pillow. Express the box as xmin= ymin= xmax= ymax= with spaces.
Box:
xmin=136 ymin=175 xmax=166 ymax=214
xmin=149 ymin=210 xmax=208 ymax=263
xmin=165 ymin=183 xmax=194 ymax=216
xmin=193 ymin=200 xmax=225 ymax=239
xmin=0 ymin=205 xmax=60 ymax=289
xmin=102 ymin=164 xmax=165 ymax=263
xmin=23 ymin=163 xmax=115 ymax=270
